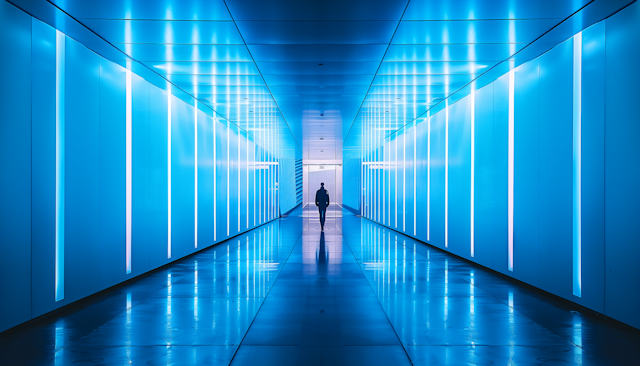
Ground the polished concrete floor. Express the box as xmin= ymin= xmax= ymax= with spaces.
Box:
xmin=2 ymin=206 xmax=640 ymax=365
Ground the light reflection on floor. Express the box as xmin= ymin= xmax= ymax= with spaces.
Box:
xmin=0 ymin=206 xmax=639 ymax=365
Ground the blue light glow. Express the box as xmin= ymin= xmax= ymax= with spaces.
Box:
xmin=126 ymin=67 xmax=132 ymax=273
xmin=573 ymin=32 xmax=582 ymax=298
xmin=508 ymin=70 xmax=514 ymax=272
xmin=167 ymin=84 xmax=172 ymax=259
xmin=55 ymin=30 xmax=65 ymax=302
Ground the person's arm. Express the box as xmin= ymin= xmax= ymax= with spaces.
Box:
xmin=327 ymin=193 xmax=330 ymax=207
xmin=315 ymin=191 xmax=319 ymax=206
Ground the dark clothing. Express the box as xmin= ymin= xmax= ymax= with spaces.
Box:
xmin=315 ymin=188 xmax=330 ymax=209
xmin=318 ymin=207 xmax=327 ymax=228
xmin=315 ymin=188 xmax=330 ymax=228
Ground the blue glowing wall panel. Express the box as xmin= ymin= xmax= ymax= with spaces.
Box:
xmin=490 ymin=76 xmax=510 ymax=273
xmin=447 ymin=98 xmax=471 ymax=258
xmin=146 ymin=85 xmax=169 ymax=269
xmin=131 ymin=74 xmax=151 ymax=277
xmin=279 ymin=158 xmax=298 ymax=214
xmin=579 ymin=22 xmax=605 ymax=312
xmin=538 ymin=40 xmax=573 ymax=297
xmin=31 ymin=19 xmax=57 ymax=318
xmin=197 ymin=107 xmax=215 ymax=248
xmin=228 ymin=124 xmax=239 ymax=237
xmin=217 ymin=121 xmax=228 ymax=239
xmin=98 ymin=59 xmax=126 ymax=289
xmin=405 ymin=125 xmax=415 ymax=236
xmin=240 ymin=132 xmax=248 ymax=230
xmin=513 ymin=59 xmax=540 ymax=285
xmin=604 ymin=1 xmax=640 ymax=328
xmin=396 ymin=133 xmax=405 ymax=230
xmin=171 ymin=96 xmax=195 ymax=259
xmin=0 ymin=1 xmax=32 ymax=331
xmin=415 ymin=119 xmax=428 ymax=243
xmin=430 ymin=112 xmax=446 ymax=248
xmin=473 ymin=83 xmax=496 ymax=267
xmin=64 ymin=36 xmax=101 ymax=303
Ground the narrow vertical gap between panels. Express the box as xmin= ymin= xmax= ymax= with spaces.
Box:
xmin=167 ymin=85 xmax=172 ymax=259
xmin=194 ymin=102 xmax=198 ymax=249
xmin=55 ymin=30 xmax=65 ymax=302
xmin=445 ymin=100 xmax=449 ymax=248
xmin=471 ymin=88 xmax=475 ymax=258
xmin=573 ymin=32 xmax=583 ymax=298
xmin=508 ymin=70 xmax=515 ymax=272
xmin=126 ymin=67 xmax=132 ymax=273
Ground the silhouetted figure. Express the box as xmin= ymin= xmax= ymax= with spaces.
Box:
xmin=315 ymin=182 xmax=330 ymax=231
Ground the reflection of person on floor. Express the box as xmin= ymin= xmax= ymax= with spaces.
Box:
xmin=315 ymin=182 xmax=330 ymax=231
xmin=318 ymin=232 xmax=327 ymax=265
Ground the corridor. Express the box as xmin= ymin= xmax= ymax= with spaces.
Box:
xmin=2 ymin=207 xmax=639 ymax=365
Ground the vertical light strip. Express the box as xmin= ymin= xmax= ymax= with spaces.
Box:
xmin=238 ymin=131 xmax=241 ymax=232
xmin=126 ymin=68 xmax=132 ymax=273
xmin=445 ymin=99 xmax=449 ymax=248
xmin=194 ymin=102 xmax=198 ymax=249
xmin=167 ymin=84 xmax=172 ymax=259
xmin=508 ymin=70 xmax=515 ymax=272
xmin=55 ymin=31 xmax=65 ymax=302
xmin=214 ymin=117 xmax=217 ymax=241
xmin=427 ymin=112 xmax=430 ymax=241
xmin=470 ymin=88 xmax=475 ymax=258
xmin=573 ymin=32 xmax=582 ymax=297
xmin=227 ymin=123 xmax=230 ymax=236
xmin=247 ymin=133 xmax=250 ymax=228
xmin=413 ymin=121 xmax=418 ymax=236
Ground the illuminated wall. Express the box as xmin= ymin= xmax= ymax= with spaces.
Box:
xmin=344 ymin=2 xmax=640 ymax=329
xmin=0 ymin=2 xmax=297 ymax=333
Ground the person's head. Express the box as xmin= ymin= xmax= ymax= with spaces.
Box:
xmin=321 ymin=182 xmax=324 ymax=188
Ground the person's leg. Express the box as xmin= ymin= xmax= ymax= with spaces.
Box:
xmin=318 ymin=207 xmax=324 ymax=228
xmin=320 ymin=208 xmax=327 ymax=228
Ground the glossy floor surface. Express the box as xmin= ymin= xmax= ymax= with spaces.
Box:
xmin=1 ymin=206 xmax=639 ymax=365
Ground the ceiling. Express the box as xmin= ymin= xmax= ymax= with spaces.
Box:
xmin=10 ymin=0 xmax=627 ymax=160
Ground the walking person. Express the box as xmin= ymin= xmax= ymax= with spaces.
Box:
xmin=315 ymin=182 xmax=330 ymax=231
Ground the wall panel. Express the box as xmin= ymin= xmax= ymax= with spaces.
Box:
xmin=64 ymin=37 xmax=101 ymax=303
xmin=604 ymin=1 xmax=640 ymax=328
xmin=0 ymin=0 xmax=33 ymax=331
xmin=579 ymin=22 xmax=606 ymax=312
xmin=513 ymin=60 xmax=540 ymax=286
xmin=31 ymin=19 xmax=57 ymax=318
xmin=448 ymin=98 xmax=471 ymax=258
xmin=537 ymin=40 xmax=573 ymax=297
xmin=98 ymin=59 xmax=126 ymax=289
xmin=131 ymin=74 xmax=151 ymax=277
